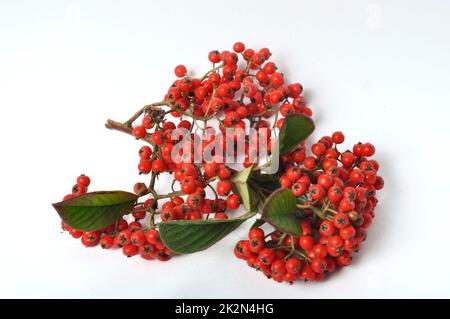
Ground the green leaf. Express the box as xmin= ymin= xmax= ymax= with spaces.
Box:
xmin=231 ymin=164 xmax=255 ymax=183
xmin=278 ymin=114 xmax=314 ymax=154
xmin=251 ymin=218 xmax=265 ymax=229
xmin=249 ymin=172 xmax=280 ymax=195
xmin=230 ymin=164 xmax=256 ymax=211
xmin=261 ymin=188 xmax=303 ymax=235
xmin=52 ymin=191 xmax=138 ymax=231
xmin=159 ymin=212 xmax=256 ymax=254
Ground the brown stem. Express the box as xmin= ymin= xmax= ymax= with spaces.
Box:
xmin=105 ymin=119 xmax=154 ymax=145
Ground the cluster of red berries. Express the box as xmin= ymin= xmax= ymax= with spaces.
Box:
xmin=128 ymin=42 xmax=311 ymax=225
xmin=58 ymin=42 xmax=383 ymax=280
xmin=235 ymin=131 xmax=383 ymax=283
xmin=60 ymin=175 xmax=172 ymax=261
xmin=131 ymin=41 xmax=310 ymax=172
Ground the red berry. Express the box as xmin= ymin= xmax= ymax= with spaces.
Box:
xmin=333 ymin=212 xmax=350 ymax=229
xmin=312 ymin=244 xmax=328 ymax=258
xmin=81 ymin=231 xmax=100 ymax=247
xmin=69 ymin=228 xmax=83 ymax=239
xmin=100 ymin=235 xmax=114 ymax=249
xmin=174 ymin=64 xmax=187 ymax=78
xmin=350 ymin=169 xmax=365 ymax=184
xmin=291 ymin=181 xmax=307 ymax=197
xmin=286 ymin=167 xmax=302 ymax=181
xmin=122 ymin=244 xmax=139 ymax=257
xmin=150 ymin=131 xmax=164 ymax=145
xmin=258 ymin=248 xmax=275 ymax=265
xmin=303 ymin=156 xmax=316 ymax=170
xmin=146 ymin=229 xmax=160 ymax=245
xmin=271 ymin=260 xmax=286 ymax=276
xmin=208 ymin=50 xmax=221 ymax=63
xmin=353 ymin=143 xmax=364 ymax=157
xmin=299 ymin=264 xmax=315 ymax=281
xmin=280 ymin=175 xmax=292 ymax=188
xmin=341 ymin=151 xmax=355 ymax=166
xmin=362 ymin=143 xmax=376 ymax=157
xmin=311 ymin=143 xmax=326 ymax=156
xmin=139 ymin=146 xmax=152 ymax=159
xmin=319 ymin=220 xmax=335 ymax=237
xmin=218 ymin=167 xmax=231 ymax=180
xmin=336 ymin=252 xmax=352 ymax=266
xmin=132 ymin=126 xmax=147 ymax=139
xmin=331 ymin=131 xmax=345 ymax=144
xmin=328 ymin=235 xmax=344 ymax=248
xmin=226 ymin=194 xmax=240 ymax=210
xmin=130 ymin=230 xmax=146 ymax=246
xmin=215 ymin=213 xmax=228 ymax=219
xmin=216 ymin=180 xmax=232 ymax=196
xmin=249 ymin=237 xmax=264 ymax=253
xmin=311 ymin=258 xmax=327 ymax=274
xmin=285 ymin=257 xmax=302 ymax=274
xmin=269 ymin=72 xmax=284 ymax=87
xmin=77 ymin=174 xmax=91 ymax=187
xmin=309 ymin=184 xmax=325 ymax=200
xmin=317 ymin=174 xmax=333 ymax=189
xmin=233 ymin=42 xmax=245 ymax=53
xmin=299 ymin=235 xmax=314 ymax=250
xmin=249 ymin=227 xmax=265 ymax=239
xmin=340 ymin=226 xmax=356 ymax=240
xmin=151 ymin=159 xmax=166 ymax=172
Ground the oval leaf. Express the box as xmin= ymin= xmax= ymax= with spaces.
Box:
xmin=279 ymin=114 xmax=314 ymax=154
xmin=52 ymin=191 xmax=138 ymax=231
xmin=261 ymin=188 xmax=302 ymax=235
xmin=159 ymin=212 xmax=256 ymax=254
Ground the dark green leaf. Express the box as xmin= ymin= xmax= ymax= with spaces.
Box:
xmin=295 ymin=208 xmax=309 ymax=219
xmin=159 ymin=212 xmax=256 ymax=254
xmin=52 ymin=191 xmax=138 ymax=231
xmin=249 ymin=172 xmax=280 ymax=195
xmin=261 ymin=188 xmax=302 ymax=235
xmin=278 ymin=114 xmax=314 ymax=154
xmin=251 ymin=218 xmax=265 ymax=229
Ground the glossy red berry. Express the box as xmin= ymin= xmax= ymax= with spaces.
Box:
xmin=174 ymin=64 xmax=187 ymax=78
xmin=299 ymin=235 xmax=314 ymax=250
xmin=285 ymin=257 xmax=302 ymax=274
xmin=311 ymin=258 xmax=327 ymax=274
xmin=77 ymin=174 xmax=91 ymax=187
xmin=331 ymin=131 xmax=345 ymax=144
xmin=233 ymin=42 xmax=245 ymax=53
xmin=217 ymin=180 xmax=232 ymax=196
xmin=362 ymin=143 xmax=376 ymax=157
xmin=208 ymin=50 xmax=221 ymax=63
xmin=333 ymin=212 xmax=350 ymax=229
xmin=271 ymin=260 xmax=286 ymax=276
xmin=122 ymin=244 xmax=139 ymax=257
xmin=100 ymin=235 xmax=114 ymax=249
xmin=130 ymin=230 xmax=146 ymax=246
xmin=249 ymin=227 xmax=265 ymax=239
xmin=226 ymin=194 xmax=240 ymax=210
xmin=258 ymin=248 xmax=275 ymax=265
xmin=132 ymin=126 xmax=147 ymax=139
xmin=319 ymin=220 xmax=335 ymax=237
xmin=145 ymin=229 xmax=160 ymax=245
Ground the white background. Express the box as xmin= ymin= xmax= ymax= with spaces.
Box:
xmin=1 ymin=0 xmax=449 ymax=298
